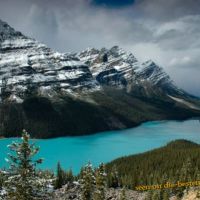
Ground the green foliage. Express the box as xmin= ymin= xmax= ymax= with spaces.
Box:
xmin=55 ymin=162 xmax=65 ymax=189
xmin=106 ymin=139 xmax=200 ymax=193
xmin=107 ymin=165 xmax=120 ymax=188
xmin=93 ymin=163 xmax=107 ymax=200
xmin=4 ymin=130 xmax=52 ymax=200
xmin=80 ymin=162 xmax=95 ymax=200
xmin=54 ymin=162 xmax=74 ymax=189
xmin=179 ymin=158 xmax=193 ymax=182
xmin=172 ymin=157 xmax=193 ymax=197
xmin=79 ymin=163 xmax=108 ymax=200
xmin=66 ymin=168 xmax=74 ymax=183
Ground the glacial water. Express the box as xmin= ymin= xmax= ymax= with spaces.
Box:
xmin=0 ymin=120 xmax=199 ymax=174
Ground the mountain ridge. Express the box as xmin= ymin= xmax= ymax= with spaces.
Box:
xmin=0 ymin=19 xmax=200 ymax=138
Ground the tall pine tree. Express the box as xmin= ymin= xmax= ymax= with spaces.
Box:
xmin=54 ymin=162 xmax=65 ymax=189
xmin=94 ymin=163 xmax=107 ymax=200
xmin=65 ymin=169 xmax=74 ymax=183
xmin=80 ymin=162 xmax=95 ymax=200
xmin=108 ymin=165 xmax=120 ymax=188
xmin=4 ymin=130 xmax=52 ymax=200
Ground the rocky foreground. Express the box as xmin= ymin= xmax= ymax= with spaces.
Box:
xmin=54 ymin=183 xmax=146 ymax=200
xmin=172 ymin=188 xmax=200 ymax=200
xmin=53 ymin=183 xmax=200 ymax=200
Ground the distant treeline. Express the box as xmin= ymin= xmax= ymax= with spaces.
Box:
xmin=1 ymin=132 xmax=200 ymax=200
xmin=106 ymin=139 xmax=200 ymax=191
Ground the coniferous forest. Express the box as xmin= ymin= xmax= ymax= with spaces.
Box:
xmin=0 ymin=131 xmax=200 ymax=199
xmin=0 ymin=0 xmax=200 ymax=199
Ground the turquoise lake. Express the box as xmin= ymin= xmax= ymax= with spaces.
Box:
xmin=0 ymin=120 xmax=200 ymax=174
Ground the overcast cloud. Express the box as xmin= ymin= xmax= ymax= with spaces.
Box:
xmin=0 ymin=0 xmax=199 ymax=96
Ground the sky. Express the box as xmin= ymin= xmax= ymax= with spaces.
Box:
xmin=0 ymin=0 xmax=199 ymax=96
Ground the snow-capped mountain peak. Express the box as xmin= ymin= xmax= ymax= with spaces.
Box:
xmin=0 ymin=20 xmax=100 ymax=102
xmin=136 ymin=60 xmax=172 ymax=85
xmin=0 ymin=19 xmax=199 ymax=138
xmin=0 ymin=19 xmax=190 ymax=103
xmin=75 ymin=46 xmax=178 ymax=94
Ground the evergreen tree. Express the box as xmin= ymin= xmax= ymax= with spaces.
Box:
xmin=80 ymin=162 xmax=95 ymax=200
xmin=179 ymin=158 xmax=193 ymax=182
xmin=160 ymin=173 xmax=170 ymax=200
xmin=94 ymin=163 xmax=107 ymax=200
xmin=79 ymin=166 xmax=85 ymax=179
xmin=4 ymin=130 xmax=52 ymax=200
xmin=54 ymin=162 xmax=65 ymax=189
xmin=175 ymin=157 xmax=193 ymax=197
xmin=108 ymin=165 xmax=120 ymax=188
xmin=66 ymin=168 xmax=74 ymax=183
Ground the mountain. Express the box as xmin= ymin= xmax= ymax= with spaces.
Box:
xmin=75 ymin=46 xmax=189 ymax=97
xmin=0 ymin=19 xmax=100 ymax=103
xmin=0 ymin=19 xmax=200 ymax=138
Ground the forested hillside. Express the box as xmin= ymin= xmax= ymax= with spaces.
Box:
xmin=1 ymin=135 xmax=200 ymax=199
xmin=106 ymin=140 xmax=200 ymax=190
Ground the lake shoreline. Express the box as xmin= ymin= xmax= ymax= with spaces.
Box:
xmin=0 ymin=119 xmax=200 ymax=173
xmin=1 ymin=117 xmax=199 ymax=140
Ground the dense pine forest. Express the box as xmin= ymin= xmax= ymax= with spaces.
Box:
xmin=106 ymin=140 xmax=200 ymax=196
xmin=0 ymin=132 xmax=200 ymax=199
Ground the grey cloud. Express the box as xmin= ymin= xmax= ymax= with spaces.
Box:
xmin=133 ymin=0 xmax=200 ymax=21
xmin=170 ymin=68 xmax=200 ymax=97
xmin=153 ymin=15 xmax=200 ymax=50
xmin=21 ymin=4 xmax=59 ymax=50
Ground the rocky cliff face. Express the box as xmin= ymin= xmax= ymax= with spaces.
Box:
xmin=54 ymin=183 xmax=147 ymax=200
xmin=0 ymin=19 xmax=200 ymax=138
xmin=54 ymin=183 xmax=200 ymax=200
xmin=75 ymin=46 xmax=184 ymax=97
xmin=76 ymin=46 xmax=138 ymax=88
xmin=0 ymin=19 xmax=192 ymax=103
xmin=0 ymin=19 xmax=100 ymax=103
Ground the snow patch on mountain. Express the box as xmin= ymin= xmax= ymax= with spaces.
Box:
xmin=0 ymin=20 xmax=101 ymax=102
xmin=168 ymin=95 xmax=200 ymax=110
xmin=76 ymin=46 xmax=180 ymax=95
xmin=0 ymin=19 xmax=193 ymax=103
